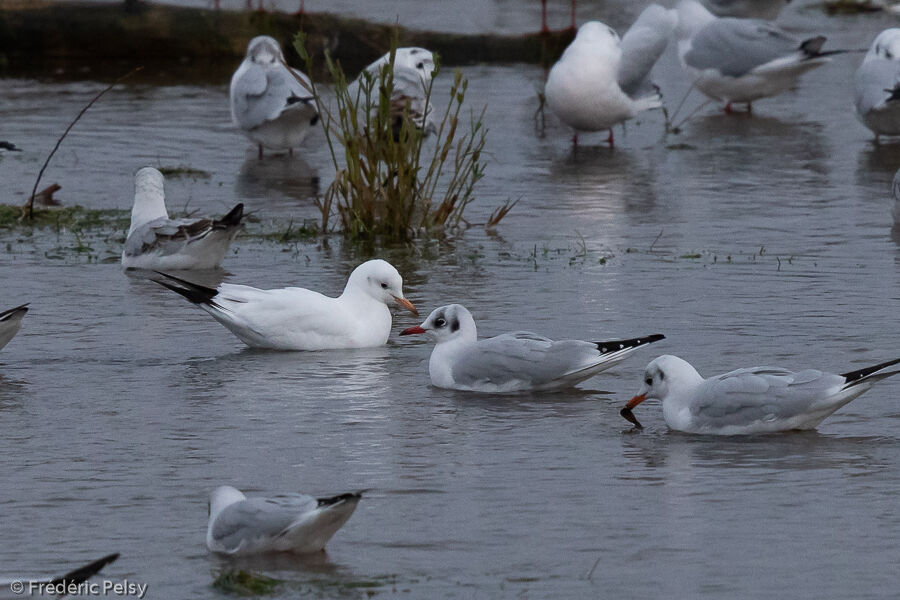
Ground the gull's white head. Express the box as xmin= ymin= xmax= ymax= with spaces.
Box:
xmin=245 ymin=35 xmax=285 ymax=66
xmin=208 ymin=485 xmax=246 ymax=520
xmin=573 ymin=21 xmax=621 ymax=52
xmin=344 ymin=259 xmax=417 ymax=315
xmin=621 ymin=355 xmax=704 ymax=428
xmin=399 ymin=303 xmax=477 ymax=344
xmin=866 ymin=28 xmax=900 ymax=62
xmin=129 ymin=166 xmax=167 ymax=234
xmin=395 ymin=48 xmax=435 ymax=82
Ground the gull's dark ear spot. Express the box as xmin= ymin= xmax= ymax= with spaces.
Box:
xmin=659 ymin=371 xmax=665 ymax=381
xmin=450 ymin=318 xmax=460 ymax=333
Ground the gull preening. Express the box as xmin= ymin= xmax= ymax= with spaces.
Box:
xmin=122 ymin=167 xmax=243 ymax=271
xmin=153 ymin=259 xmax=417 ymax=350
xmin=545 ymin=7 xmax=675 ymax=146
xmin=854 ymin=28 xmax=900 ymax=142
xmin=621 ymin=354 xmax=900 ymax=435
xmin=230 ymin=35 xmax=319 ymax=158
xmin=0 ymin=304 xmax=28 ymax=352
xmin=351 ymin=47 xmax=437 ymax=137
xmin=676 ymin=0 xmax=837 ymax=112
xmin=400 ymin=304 xmax=664 ymax=392
xmin=700 ymin=0 xmax=790 ymax=20
xmin=207 ymin=486 xmax=362 ymax=555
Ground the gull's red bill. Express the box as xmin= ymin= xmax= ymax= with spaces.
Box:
xmin=400 ymin=326 xmax=426 ymax=336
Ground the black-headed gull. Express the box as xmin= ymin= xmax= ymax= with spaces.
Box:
xmin=230 ymin=35 xmax=319 ymax=158
xmin=0 ymin=304 xmax=28 ymax=352
xmin=700 ymin=0 xmax=790 ymax=20
xmin=122 ymin=167 xmax=243 ymax=271
xmin=676 ymin=0 xmax=837 ymax=112
xmin=854 ymin=28 xmax=900 ymax=142
xmin=621 ymin=354 xmax=900 ymax=434
xmin=153 ymin=259 xmax=417 ymax=350
xmin=351 ymin=47 xmax=437 ymax=137
xmin=545 ymin=7 xmax=674 ymax=146
xmin=400 ymin=304 xmax=664 ymax=392
xmin=206 ymin=486 xmax=361 ymax=555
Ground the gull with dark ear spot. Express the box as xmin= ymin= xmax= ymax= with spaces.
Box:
xmin=622 ymin=354 xmax=900 ymax=434
xmin=401 ymin=304 xmax=664 ymax=393
xmin=854 ymin=28 xmax=900 ymax=142
xmin=0 ymin=304 xmax=28 ymax=352
xmin=230 ymin=35 xmax=319 ymax=158
xmin=122 ymin=167 xmax=243 ymax=270
xmin=207 ymin=486 xmax=362 ymax=555
xmin=153 ymin=259 xmax=417 ymax=351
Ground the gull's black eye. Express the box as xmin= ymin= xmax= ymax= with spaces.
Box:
xmin=416 ymin=62 xmax=424 ymax=69
xmin=381 ymin=282 xmax=388 ymax=289
xmin=644 ymin=377 xmax=653 ymax=386
xmin=435 ymin=317 xmax=446 ymax=327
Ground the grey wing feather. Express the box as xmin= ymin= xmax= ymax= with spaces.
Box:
xmin=451 ymin=333 xmax=599 ymax=387
xmin=618 ymin=5 xmax=676 ymax=97
xmin=234 ymin=63 xmax=313 ymax=130
xmin=211 ymin=495 xmax=318 ymax=551
xmin=685 ymin=19 xmax=799 ymax=77
xmin=855 ymin=58 xmax=900 ymax=114
xmin=689 ymin=367 xmax=844 ymax=427
xmin=123 ymin=217 xmax=214 ymax=257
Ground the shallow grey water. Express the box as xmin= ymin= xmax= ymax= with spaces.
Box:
xmin=2 ymin=1 xmax=900 ymax=598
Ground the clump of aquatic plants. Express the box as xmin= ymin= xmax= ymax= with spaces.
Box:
xmin=293 ymin=32 xmax=512 ymax=241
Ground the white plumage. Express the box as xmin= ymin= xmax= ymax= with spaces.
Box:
xmin=854 ymin=28 xmax=900 ymax=141
xmin=153 ymin=259 xmax=418 ymax=350
xmin=0 ymin=304 xmax=28 ymax=352
xmin=623 ymin=354 xmax=900 ymax=435
xmin=122 ymin=167 xmax=243 ymax=271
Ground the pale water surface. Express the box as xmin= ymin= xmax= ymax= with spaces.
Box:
xmin=1 ymin=1 xmax=900 ymax=598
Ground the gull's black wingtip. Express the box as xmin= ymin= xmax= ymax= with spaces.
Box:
xmin=0 ymin=303 xmax=29 ymax=320
xmin=317 ymin=491 xmax=365 ymax=507
xmin=594 ymin=333 xmax=665 ymax=354
xmin=841 ymin=357 xmax=900 ymax=388
xmin=151 ymin=271 xmax=218 ymax=305
xmin=215 ymin=203 xmax=244 ymax=229
xmin=50 ymin=553 xmax=120 ymax=586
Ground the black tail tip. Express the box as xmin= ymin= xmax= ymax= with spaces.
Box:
xmin=800 ymin=36 xmax=826 ymax=55
xmin=841 ymin=357 xmax=900 ymax=385
xmin=51 ymin=553 xmax=120 ymax=586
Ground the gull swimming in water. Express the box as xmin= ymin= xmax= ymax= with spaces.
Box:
xmin=621 ymin=354 xmax=900 ymax=434
xmin=854 ymin=28 xmax=900 ymax=142
xmin=0 ymin=304 xmax=28 ymax=352
xmin=122 ymin=167 xmax=243 ymax=271
xmin=230 ymin=35 xmax=319 ymax=158
xmin=153 ymin=259 xmax=417 ymax=350
xmin=676 ymin=0 xmax=838 ymax=112
xmin=207 ymin=486 xmax=362 ymax=555
xmin=400 ymin=304 xmax=664 ymax=392
xmin=544 ymin=6 xmax=675 ymax=147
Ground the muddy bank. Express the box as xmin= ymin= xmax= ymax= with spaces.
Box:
xmin=0 ymin=1 xmax=573 ymax=82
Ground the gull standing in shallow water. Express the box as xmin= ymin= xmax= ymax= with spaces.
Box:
xmin=207 ymin=486 xmax=362 ymax=555
xmin=855 ymin=28 xmax=900 ymax=142
xmin=122 ymin=167 xmax=243 ymax=271
xmin=400 ymin=304 xmax=664 ymax=392
xmin=350 ymin=47 xmax=437 ymax=137
xmin=230 ymin=35 xmax=319 ymax=158
xmin=676 ymin=0 xmax=839 ymax=113
xmin=0 ymin=304 xmax=28 ymax=352
xmin=153 ymin=259 xmax=417 ymax=350
xmin=621 ymin=354 xmax=900 ymax=434
xmin=544 ymin=6 xmax=675 ymax=147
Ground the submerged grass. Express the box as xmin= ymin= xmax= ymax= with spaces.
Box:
xmin=0 ymin=204 xmax=130 ymax=231
xmin=211 ymin=569 xmax=282 ymax=596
